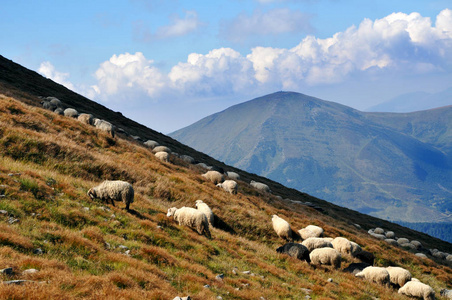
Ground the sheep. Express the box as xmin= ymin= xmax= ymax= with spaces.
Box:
xmin=440 ymin=289 xmax=452 ymax=299
xmin=447 ymin=254 xmax=452 ymax=262
xmin=415 ymin=253 xmax=427 ymax=259
xmin=355 ymin=250 xmax=375 ymax=265
xmin=197 ymin=163 xmax=209 ymax=169
xmin=410 ymin=240 xmax=422 ymax=249
xmin=386 ymin=266 xmax=412 ymax=287
xmin=355 ymin=266 xmax=390 ymax=286
xmin=272 ymin=215 xmax=294 ymax=241
xmin=385 ymin=239 xmax=398 ymax=246
xmin=350 ymin=241 xmax=362 ymax=257
xmin=144 ymin=140 xmax=159 ymax=149
xmin=77 ymin=113 xmax=94 ymax=125
xmin=276 ymin=243 xmax=310 ymax=262
xmin=298 ymin=225 xmax=324 ymax=240
xmin=180 ymin=155 xmax=195 ymax=164
xmin=94 ymin=119 xmax=115 ymax=137
xmin=155 ymin=151 xmax=169 ymax=162
xmin=87 ymin=180 xmax=134 ymax=210
xmin=398 ymin=281 xmax=435 ymax=300
xmin=41 ymin=100 xmax=56 ymax=111
xmin=216 ymin=180 xmax=237 ymax=194
xmin=343 ymin=262 xmax=371 ymax=275
xmin=332 ymin=237 xmax=354 ymax=256
xmin=374 ymin=227 xmax=385 ymax=234
xmin=167 ymin=207 xmax=211 ymax=238
xmin=250 ymin=181 xmax=270 ymax=193
xmin=309 ymin=247 xmax=341 ymax=269
xmin=152 ymin=146 xmax=171 ymax=153
xmin=202 ymin=171 xmax=224 ymax=185
xmin=195 ymin=200 xmax=214 ymax=226
xmin=301 ymin=237 xmax=333 ymax=252
xmin=226 ymin=171 xmax=240 ymax=180
xmin=400 ymin=243 xmax=416 ymax=250
xmin=370 ymin=233 xmax=386 ymax=240
xmin=54 ymin=108 xmax=64 ymax=115
xmin=385 ymin=231 xmax=395 ymax=238
xmin=46 ymin=97 xmax=63 ymax=108
xmin=397 ymin=238 xmax=410 ymax=245
xmin=64 ymin=108 xmax=78 ymax=118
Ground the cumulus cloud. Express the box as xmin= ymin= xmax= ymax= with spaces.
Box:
xmin=94 ymin=9 xmax=452 ymax=102
xmin=220 ymin=8 xmax=313 ymax=43
xmin=134 ymin=10 xmax=203 ymax=41
xmin=38 ymin=61 xmax=75 ymax=90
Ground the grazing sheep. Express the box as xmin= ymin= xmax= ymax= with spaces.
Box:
xmin=155 ymin=151 xmax=169 ymax=162
xmin=94 ymin=119 xmax=115 ymax=137
xmin=152 ymin=146 xmax=171 ymax=153
xmin=87 ymin=180 xmax=134 ymax=210
xmin=144 ymin=140 xmax=159 ymax=149
xmin=371 ymin=233 xmax=386 ymax=240
xmin=415 ymin=253 xmax=427 ymax=259
xmin=302 ymin=237 xmax=333 ymax=252
xmin=343 ymin=262 xmax=370 ymax=275
xmin=332 ymin=237 xmax=354 ymax=256
xmin=398 ymin=281 xmax=435 ymax=300
xmin=202 ymin=171 xmax=224 ymax=185
xmin=432 ymin=251 xmax=447 ymax=259
xmin=299 ymin=225 xmax=324 ymax=240
xmin=385 ymin=239 xmax=398 ymax=246
xmin=385 ymin=231 xmax=395 ymax=238
xmin=386 ymin=266 xmax=412 ymax=287
xmin=216 ymin=180 xmax=238 ymax=194
xmin=197 ymin=163 xmax=209 ymax=169
xmin=355 ymin=266 xmax=390 ymax=286
xmin=355 ymin=250 xmax=375 ymax=265
xmin=397 ymin=238 xmax=410 ymax=245
xmin=410 ymin=240 xmax=422 ymax=249
xmin=54 ymin=108 xmax=64 ymax=115
xmin=64 ymin=108 xmax=78 ymax=118
xmin=441 ymin=289 xmax=452 ymax=299
xmin=250 ymin=181 xmax=270 ymax=193
xmin=195 ymin=200 xmax=214 ymax=226
xmin=447 ymin=254 xmax=452 ymax=262
xmin=226 ymin=171 xmax=240 ymax=180
xmin=276 ymin=243 xmax=310 ymax=262
xmin=272 ymin=215 xmax=294 ymax=241
xmin=350 ymin=241 xmax=362 ymax=257
xmin=309 ymin=247 xmax=341 ymax=269
xmin=46 ymin=97 xmax=63 ymax=108
xmin=180 ymin=155 xmax=195 ymax=164
xmin=77 ymin=113 xmax=94 ymax=125
xmin=41 ymin=101 xmax=56 ymax=111
xmin=401 ymin=243 xmax=416 ymax=250
xmin=374 ymin=228 xmax=385 ymax=234
xmin=167 ymin=207 xmax=211 ymax=238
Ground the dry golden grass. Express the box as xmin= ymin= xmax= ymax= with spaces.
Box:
xmin=0 ymin=94 xmax=450 ymax=299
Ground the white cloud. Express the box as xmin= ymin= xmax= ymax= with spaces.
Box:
xmin=220 ymin=8 xmax=313 ymax=43
xmin=38 ymin=61 xmax=75 ymax=90
xmin=93 ymin=9 xmax=452 ymax=102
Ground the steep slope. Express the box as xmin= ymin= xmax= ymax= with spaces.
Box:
xmin=171 ymin=92 xmax=452 ymax=224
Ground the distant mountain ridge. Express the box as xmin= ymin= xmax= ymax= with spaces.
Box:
xmin=171 ymin=91 xmax=452 ymax=223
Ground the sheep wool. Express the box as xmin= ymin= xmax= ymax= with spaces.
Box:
xmin=155 ymin=151 xmax=169 ymax=162
xmin=226 ymin=171 xmax=240 ymax=180
xmin=250 ymin=181 xmax=270 ymax=193
xmin=271 ymin=215 xmax=293 ymax=241
xmin=350 ymin=241 xmax=362 ymax=257
xmin=276 ymin=243 xmax=310 ymax=262
xmin=301 ymin=237 xmax=333 ymax=252
xmin=167 ymin=207 xmax=211 ymax=238
xmin=386 ymin=266 xmax=412 ymax=287
xmin=195 ymin=200 xmax=214 ymax=226
xmin=355 ymin=266 xmax=390 ymax=286
xmin=94 ymin=119 xmax=115 ymax=137
xmin=152 ymin=146 xmax=171 ymax=154
xmin=332 ymin=237 xmax=353 ymax=256
xmin=216 ymin=180 xmax=237 ymax=194
xmin=398 ymin=281 xmax=435 ymax=300
xmin=309 ymin=247 xmax=341 ymax=269
xmin=298 ymin=225 xmax=324 ymax=240
xmin=87 ymin=180 xmax=134 ymax=210
xmin=202 ymin=171 xmax=224 ymax=184
xmin=144 ymin=140 xmax=159 ymax=149
xmin=77 ymin=113 xmax=94 ymax=125
xmin=64 ymin=108 xmax=78 ymax=118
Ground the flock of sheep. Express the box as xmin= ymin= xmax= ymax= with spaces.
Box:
xmin=40 ymin=96 xmax=450 ymax=300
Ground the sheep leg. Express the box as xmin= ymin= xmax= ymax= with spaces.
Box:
xmin=110 ymin=198 xmax=115 ymax=206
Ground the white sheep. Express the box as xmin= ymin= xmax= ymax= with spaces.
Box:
xmin=397 ymin=238 xmax=410 ymax=245
xmin=370 ymin=233 xmax=386 ymax=240
xmin=386 ymin=266 xmax=412 ymax=287
xmin=301 ymin=237 xmax=333 ymax=252
xmin=216 ymin=180 xmax=237 ymax=194
xmin=398 ymin=281 xmax=435 ymax=300
xmin=167 ymin=207 xmax=211 ymax=238
xmin=226 ymin=171 xmax=240 ymax=180
xmin=272 ymin=215 xmax=294 ymax=241
xmin=202 ymin=171 xmax=224 ymax=185
xmin=144 ymin=140 xmax=159 ymax=149
xmin=332 ymin=237 xmax=354 ymax=256
xmin=54 ymin=108 xmax=64 ymax=115
xmin=46 ymin=97 xmax=63 ymax=108
xmin=180 ymin=155 xmax=195 ymax=164
xmin=87 ymin=180 xmax=134 ymax=210
xmin=77 ymin=113 xmax=94 ymax=125
xmin=41 ymin=100 xmax=56 ymax=111
xmin=298 ymin=225 xmax=324 ymax=240
xmin=374 ymin=227 xmax=385 ymax=234
xmin=250 ymin=181 xmax=270 ymax=193
xmin=441 ymin=289 xmax=452 ymax=299
xmin=195 ymin=200 xmax=214 ymax=226
xmin=309 ymin=247 xmax=341 ymax=269
xmin=64 ymin=108 xmax=78 ymax=118
xmin=94 ymin=119 xmax=115 ymax=137
xmin=415 ymin=253 xmax=427 ymax=259
xmin=385 ymin=231 xmax=395 ymax=238
xmin=355 ymin=266 xmax=390 ymax=286
xmin=155 ymin=151 xmax=169 ymax=162
xmin=385 ymin=239 xmax=398 ymax=246
xmin=152 ymin=146 xmax=171 ymax=153
xmin=410 ymin=240 xmax=422 ymax=249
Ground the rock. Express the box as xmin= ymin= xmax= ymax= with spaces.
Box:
xmin=242 ymin=270 xmax=251 ymax=274
xmin=215 ymin=274 xmax=224 ymax=281
xmin=301 ymin=288 xmax=312 ymax=294
xmin=1 ymin=267 xmax=13 ymax=275
xmin=22 ymin=268 xmax=39 ymax=275
xmin=118 ymin=245 xmax=128 ymax=250
xmin=0 ymin=210 xmax=8 ymax=215
xmin=33 ymin=248 xmax=43 ymax=255
xmin=3 ymin=280 xmax=34 ymax=285
xmin=204 ymin=284 xmax=210 ymax=288
xmin=8 ymin=217 xmax=19 ymax=224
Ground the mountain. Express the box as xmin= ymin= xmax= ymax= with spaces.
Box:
xmin=171 ymin=92 xmax=452 ymax=224
xmin=367 ymin=87 xmax=452 ymax=112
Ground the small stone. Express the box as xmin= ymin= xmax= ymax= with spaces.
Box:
xmin=22 ymin=268 xmax=39 ymax=275
xmin=1 ymin=267 xmax=13 ymax=275
xmin=124 ymin=250 xmax=131 ymax=256
xmin=118 ymin=245 xmax=128 ymax=250
xmin=3 ymin=280 xmax=32 ymax=285
xmin=105 ymin=242 xmax=111 ymax=249
xmin=111 ymin=214 xmax=116 ymax=219
xmin=242 ymin=270 xmax=251 ymax=274
xmin=250 ymin=273 xmax=255 ymax=276
xmin=301 ymin=288 xmax=312 ymax=294
xmin=83 ymin=207 xmax=89 ymax=211
xmin=327 ymin=278 xmax=333 ymax=283
xmin=33 ymin=248 xmax=43 ymax=255
xmin=203 ymin=284 xmax=210 ymax=288
xmin=0 ymin=210 xmax=8 ymax=215
xmin=305 ymin=296 xmax=312 ymax=300
xmin=8 ymin=217 xmax=19 ymax=224
xmin=156 ymin=226 xmax=162 ymax=229
xmin=215 ymin=274 xmax=224 ymax=281
xmin=217 ymin=296 xmax=223 ymax=299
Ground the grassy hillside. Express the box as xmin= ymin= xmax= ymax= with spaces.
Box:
xmin=0 ymin=89 xmax=451 ymax=299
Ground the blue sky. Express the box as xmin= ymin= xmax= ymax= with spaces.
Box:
xmin=1 ymin=0 xmax=452 ymax=133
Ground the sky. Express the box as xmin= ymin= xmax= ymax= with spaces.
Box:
xmin=1 ymin=0 xmax=452 ymax=133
